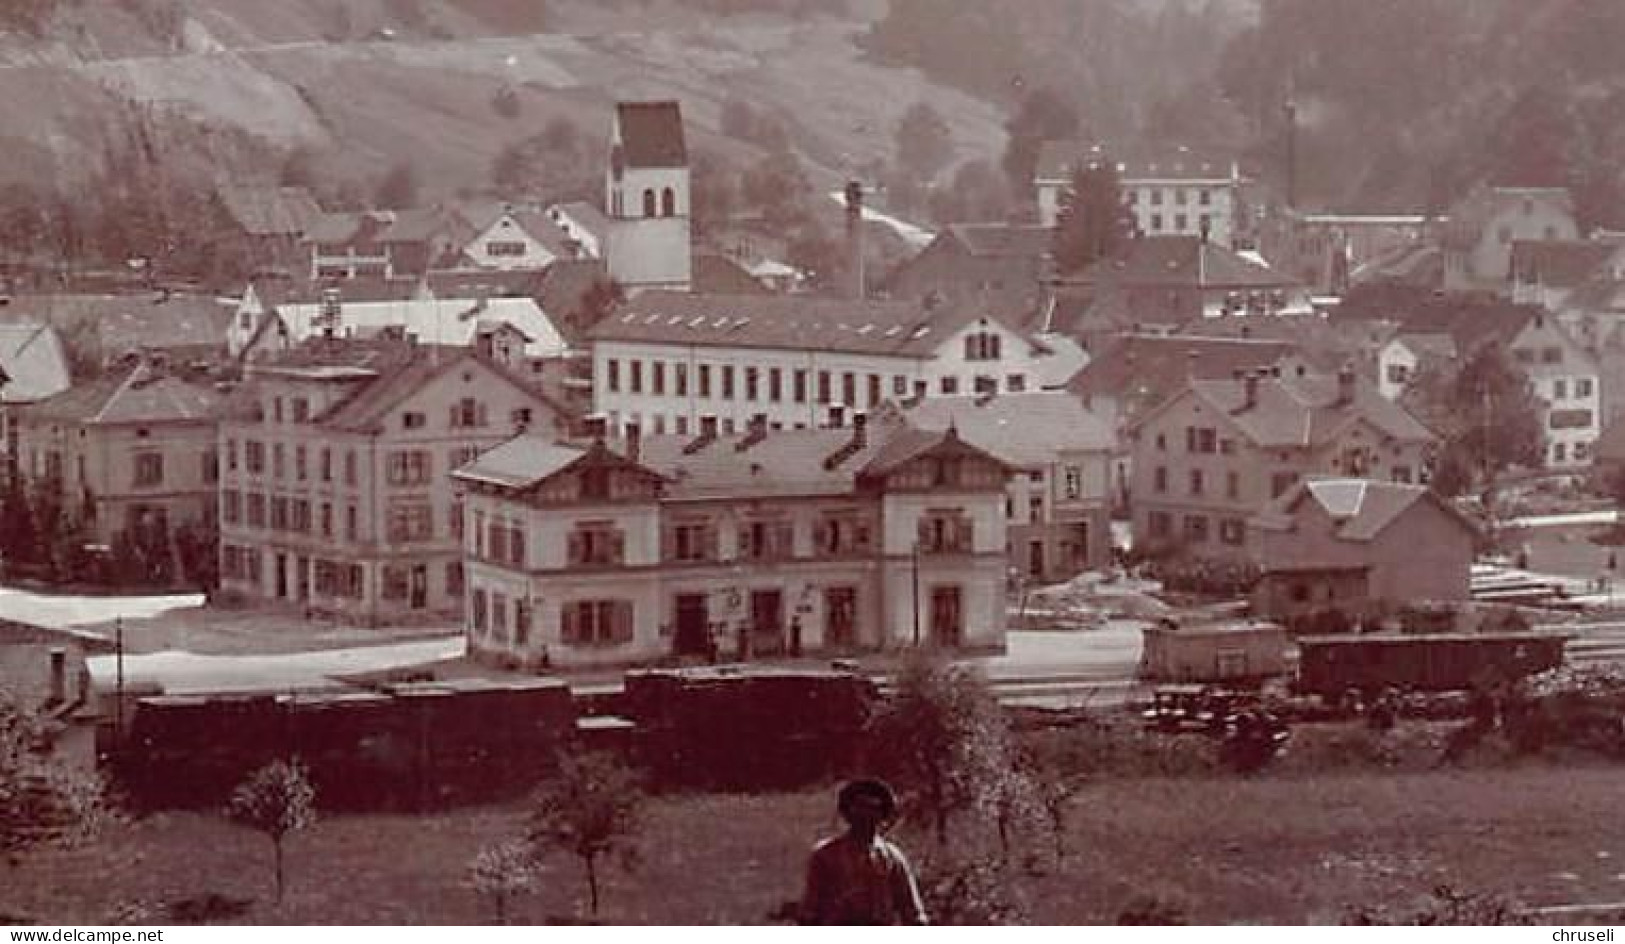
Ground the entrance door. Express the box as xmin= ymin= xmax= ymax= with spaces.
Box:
xmin=1028 ymin=540 xmax=1045 ymax=579
xmin=674 ymin=593 xmax=710 ymax=656
xmin=824 ymin=586 xmax=857 ymax=649
xmin=274 ymin=553 xmax=288 ymax=599
xmin=750 ymin=589 xmax=783 ymax=656
xmin=409 ymin=564 xmax=428 ymax=609
xmin=930 ymin=585 xmax=963 ymax=647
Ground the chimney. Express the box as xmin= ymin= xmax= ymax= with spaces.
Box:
xmin=1283 ymin=98 xmax=1298 ymax=211
xmin=852 ymin=411 xmax=868 ymax=449
xmin=48 ymin=647 xmax=66 ymax=704
xmin=684 ymin=414 xmax=720 ymax=454
xmin=625 ymin=421 xmax=641 ymax=465
xmin=1187 ymin=349 xmax=1199 ymax=379
xmin=320 ymin=286 xmax=342 ymax=338
xmin=845 ymin=180 xmax=865 ymax=301
xmin=822 ymin=410 xmax=869 ymax=470
xmin=582 ymin=414 xmax=609 ymax=440
xmin=828 ymin=403 xmax=846 ymax=428
xmin=1241 ymin=370 xmax=1260 ymax=411
xmin=735 ymin=413 xmax=770 ymax=452
xmin=1335 ymin=363 xmax=1356 ymax=406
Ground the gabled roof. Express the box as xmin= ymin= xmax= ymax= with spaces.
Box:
xmin=889 ymin=391 xmax=1115 ymax=463
xmin=1443 ymin=186 xmax=1575 ymax=251
xmin=1 ymin=293 xmax=233 ymax=360
xmin=549 ymin=202 xmax=610 ymax=242
xmin=1068 ymin=333 xmax=1298 ymax=404
xmin=21 ymin=363 xmax=221 ymax=426
xmin=452 ymin=437 xmax=590 ymax=489
xmin=268 ymin=291 xmax=568 ymax=359
xmin=1035 ymin=141 xmax=1236 ymax=184
xmin=1080 ymin=236 xmax=1300 ymax=290
xmin=614 ymin=101 xmax=687 ymax=169
xmin=1509 ymin=239 xmax=1616 ymax=289
xmin=0 ymin=321 xmax=70 ymax=404
xmin=421 ymin=269 xmax=544 ymax=300
xmin=691 ymin=253 xmax=770 ymax=295
xmin=1332 ymin=291 xmax=1545 ymax=354
xmin=589 ymin=291 xmax=1035 ymax=359
xmin=216 ymin=185 xmax=322 ymax=237
xmin=1177 ymin=374 xmax=1435 ymax=449
xmin=1254 ymin=477 xmax=1474 ymax=543
xmin=943 ymin=224 xmax=1053 ymax=259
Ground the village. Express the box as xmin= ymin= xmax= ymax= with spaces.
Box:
xmin=9 ymin=0 xmax=1625 ymax=928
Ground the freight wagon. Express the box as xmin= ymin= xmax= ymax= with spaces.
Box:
xmin=1293 ymin=631 xmax=1569 ymax=701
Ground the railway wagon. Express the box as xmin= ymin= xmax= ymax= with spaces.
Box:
xmin=1294 ymin=631 xmax=1569 ymax=701
xmin=1138 ymin=620 xmax=1292 ymax=685
xmin=108 ymin=678 xmax=576 ymax=810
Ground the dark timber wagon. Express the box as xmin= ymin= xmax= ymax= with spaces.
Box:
xmin=1293 ymin=631 xmax=1569 ymax=700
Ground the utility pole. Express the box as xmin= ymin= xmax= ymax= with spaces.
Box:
xmin=114 ymin=617 xmax=125 ymax=742
xmin=911 ymin=539 xmax=921 ymax=647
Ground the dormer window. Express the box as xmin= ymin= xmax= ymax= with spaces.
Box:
xmin=964 ymin=331 xmax=1002 ymax=361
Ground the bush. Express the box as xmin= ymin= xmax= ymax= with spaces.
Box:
xmin=1345 ymin=885 xmax=1530 ymax=925
xmin=1116 ymin=892 xmax=1191 ymax=925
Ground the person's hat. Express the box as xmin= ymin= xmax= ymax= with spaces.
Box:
xmin=837 ymin=778 xmax=897 ymax=820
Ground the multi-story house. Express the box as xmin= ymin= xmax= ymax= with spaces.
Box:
xmin=1034 ymin=143 xmax=1243 ymax=247
xmin=874 ymin=392 xmax=1115 ymax=582
xmin=1060 ymin=236 xmax=1312 ymax=331
xmin=454 ymin=412 xmax=1011 ymax=668
xmin=1255 ymin=209 xmax=1431 ymax=295
xmin=456 ymin=205 xmax=574 ymax=271
xmin=1364 ymin=300 xmax=1601 ymax=469
xmin=0 ymin=321 xmax=72 ymax=472
xmin=587 ymin=291 xmax=1078 ymax=437
xmin=11 ymin=359 xmax=221 ymax=545
xmin=215 ymin=333 xmax=573 ymax=624
xmin=215 ymin=184 xmax=323 ymax=277
xmin=1442 ymin=185 xmax=1579 ymax=291
xmin=605 ymin=100 xmax=692 ymax=294
xmin=1129 ymin=367 xmax=1436 ymax=562
xmin=229 ymin=278 xmax=569 ymax=367
xmin=303 ymin=208 xmax=471 ymax=281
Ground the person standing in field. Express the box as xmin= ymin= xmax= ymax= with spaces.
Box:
xmin=800 ymin=779 xmax=928 ymax=926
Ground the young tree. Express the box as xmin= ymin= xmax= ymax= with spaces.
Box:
xmin=1052 ymin=156 xmax=1137 ymax=274
xmin=866 ymin=655 xmax=1021 ymax=847
xmin=0 ymin=473 xmax=36 ymax=578
xmin=528 ymin=751 xmax=643 ymax=918
xmin=568 ymin=279 xmax=624 ymax=340
xmin=1403 ymin=345 xmax=1544 ymax=499
xmin=894 ymin=102 xmax=953 ymax=183
xmin=229 ymin=759 xmax=317 ymax=905
xmin=467 ymin=839 xmax=538 ymax=925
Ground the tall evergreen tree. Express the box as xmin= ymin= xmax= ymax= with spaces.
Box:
xmin=1052 ymin=157 xmax=1136 ymax=274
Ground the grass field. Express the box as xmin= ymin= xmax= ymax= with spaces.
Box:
xmin=11 ymin=757 xmax=1625 ymax=925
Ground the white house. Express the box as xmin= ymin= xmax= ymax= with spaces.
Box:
xmin=458 ymin=206 xmax=572 ymax=271
xmin=1035 ymin=142 xmax=1243 ymax=247
xmin=586 ymin=291 xmax=1073 ymax=436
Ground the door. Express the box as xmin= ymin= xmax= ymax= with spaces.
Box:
xmin=750 ymin=589 xmax=783 ymax=656
xmin=930 ymin=585 xmax=963 ymax=647
xmin=1028 ymin=540 xmax=1045 ymax=579
xmin=274 ymin=553 xmax=288 ymax=599
xmin=674 ymin=593 xmax=709 ymax=656
xmin=409 ymin=564 xmax=428 ymax=609
xmin=824 ymin=586 xmax=857 ymax=650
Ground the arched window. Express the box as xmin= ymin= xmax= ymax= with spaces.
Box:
xmin=661 ymin=187 xmax=676 ymax=217
xmin=643 ymin=189 xmax=657 ymax=218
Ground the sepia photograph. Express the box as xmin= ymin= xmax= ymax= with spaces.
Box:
xmin=3 ymin=0 xmax=1625 ymax=929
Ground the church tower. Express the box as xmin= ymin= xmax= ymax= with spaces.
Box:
xmin=605 ymin=100 xmax=692 ymax=294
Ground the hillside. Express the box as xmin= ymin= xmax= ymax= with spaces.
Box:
xmin=0 ymin=0 xmax=1007 ymax=205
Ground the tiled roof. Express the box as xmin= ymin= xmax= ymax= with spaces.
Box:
xmin=1082 ymin=236 xmax=1300 ymax=290
xmin=1442 ymin=186 xmax=1574 ymax=251
xmin=421 ymin=269 xmax=545 ymax=300
xmin=0 ymin=321 xmax=70 ymax=404
xmin=891 ymin=391 xmax=1115 ymax=464
xmin=945 ymin=224 xmax=1053 ymax=259
xmin=0 ymin=293 xmax=233 ymax=359
xmin=271 ymin=294 xmax=568 ymax=359
xmin=1182 ymin=374 xmax=1435 ymax=449
xmin=21 ymin=364 xmax=221 ymax=425
xmin=1333 ymin=291 xmax=1544 ymax=353
xmin=691 ymin=253 xmax=769 ymax=295
xmin=1509 ymin=240 xmax=1617 ymax=289
xmin=1035 ymin=141 xmax=1235 ymax=183
xmin=459 ymin=424 xmax=1002 ymax=502
xmin=589 ymin=291 xmax=1024 ymax=358
xmin=303 ymin=212 xmax=377 ymax=244
xmin=551 ymin=202 xmax=610 ymax=241
xmin=377 ymin=208 xmax=457 ymax=244
xmin=454 ymin=437 xmax=588 ymax=488
xmin=614 ymin=101 xmax=687 ymax=169
xmin=216 ymin=185 xmax=322 ymax=237
xmin=1254 ymin=477 xmax=1469 ymax=543
xmin=1068 ymin=333 xmax=1297 ymax=403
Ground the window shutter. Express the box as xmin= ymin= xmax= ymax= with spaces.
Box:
xmin=957 ymin=518 xmax=973 ymax=552
xmin=661 ymin=527 xmax=675 ymax=562
xmin=449 ymin=404 xmax=460 ymax=428
xmin=737 ymin=525 xmax=751 ymax=559
xmin=561 ymin=604 xmax=578 ymax=644
xmin=615 ymin=601 xmax=634 ymax=642
xmin=566 ymin=531 xmax=583 ymax=566
xmin=610 ymin=531 xmax=626 ymax=563
xmin=812 ymin=521 xmax=829 ymax=556
xmin=917 ymin=517 xmax=932 ymax=549
xmin=477 ymin=402 xmax=489 ymax=427
xmin=776 ymin=522 xmax=795 ymax=559
xmin=853 ymin=522 xmax=871 ymax=552
xmin=510 ymin=528 xmax=524 ymax=566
